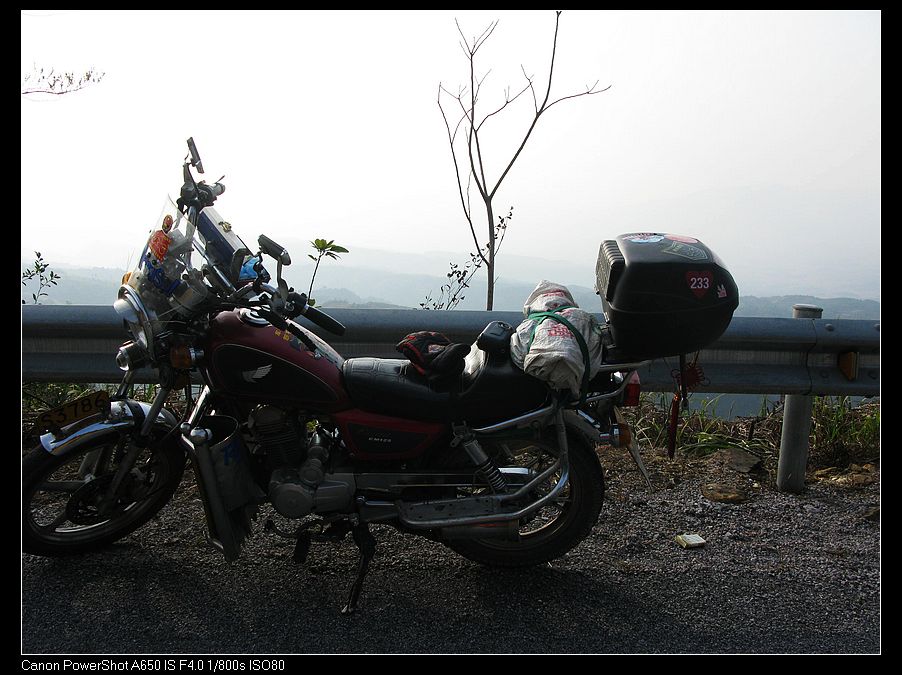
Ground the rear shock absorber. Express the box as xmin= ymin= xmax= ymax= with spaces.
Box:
xmin=454 ymin=430 xmax=507 ymax=493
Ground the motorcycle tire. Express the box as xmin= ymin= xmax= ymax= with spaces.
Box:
xmin=445 ymin=427 xmax=604 ymax=568
xmin=22 ymin=429 xmax=186 ymax=557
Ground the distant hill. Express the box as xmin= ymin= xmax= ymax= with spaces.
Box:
xmin=22 ymin=259 xmax=879 ymax=321
xmin=735 ymin=295 xmax=879 ymax=320
xmin=311 ymin=287 xmax=409 ymax=310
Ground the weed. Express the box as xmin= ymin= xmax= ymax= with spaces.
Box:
xmin=621 ymin=393 xmax=879 ymax=471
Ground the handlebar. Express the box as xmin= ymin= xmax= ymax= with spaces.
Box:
xmin=177 ymin=140 xmax=345 ymax=339
xmin=255 ymin=285 xmax=346 ymax=337
xmin=178 ymin=178 xmax=225 ymax=211
xmin=301 ymin=304 xmax=346 ymax=336
xmin=197 ymin=181 xmax=225 ymax=205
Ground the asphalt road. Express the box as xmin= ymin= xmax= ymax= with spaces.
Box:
xmin=21 ymin=457 xmax=881 ymax=655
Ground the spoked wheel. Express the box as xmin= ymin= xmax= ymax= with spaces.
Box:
xmin=445 ymin=428 xmax=604 ymax=568
xmin=23 ymin=430 xmax=186 ymax=557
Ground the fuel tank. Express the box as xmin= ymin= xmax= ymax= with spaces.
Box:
xmin=203 ymin=310 xmax=351 ymax=411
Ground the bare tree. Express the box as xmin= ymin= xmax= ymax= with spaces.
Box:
xmin=22 ymin=65 xmax=105 ymax=96
xmin=438 ymin=10 xmax=609 ymax=310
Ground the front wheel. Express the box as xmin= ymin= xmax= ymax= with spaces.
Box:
xmin=23 ymin=429 xmax=186 ymax=557
xmin=445 ymin=428 xmax=604 ymax=568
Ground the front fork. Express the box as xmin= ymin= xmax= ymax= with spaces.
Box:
xmin=91 ymin=368 xmax=182 ymax=512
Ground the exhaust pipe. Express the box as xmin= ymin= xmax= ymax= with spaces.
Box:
xmin=441 ymin=521 xmax=521 ymax=541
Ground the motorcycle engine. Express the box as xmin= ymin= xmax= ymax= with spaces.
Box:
xmin=247 ymin=406 xmax=354 ymax=519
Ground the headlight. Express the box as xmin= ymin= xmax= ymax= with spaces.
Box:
xmin=116 ymin=341 xmax=149 ymax=371
xmin=114 ymin=287 xmax=155 ymax=357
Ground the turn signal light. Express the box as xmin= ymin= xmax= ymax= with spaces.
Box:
xmin=170 ymin=346 xmax=203 ymax=369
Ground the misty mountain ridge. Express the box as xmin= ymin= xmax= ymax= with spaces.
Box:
xmin=22 ymin=254 xmax=879 ymax=320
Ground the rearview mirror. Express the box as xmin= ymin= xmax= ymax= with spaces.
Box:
xmin=186 ymin=137 xmax=204 ymax=174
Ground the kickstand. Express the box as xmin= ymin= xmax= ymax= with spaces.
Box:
xmin=341 ymin=523 xmax=377 ymax=615
xmin=292 ymin=528 xmax=312 ymax=564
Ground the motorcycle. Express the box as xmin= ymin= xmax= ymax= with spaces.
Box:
xmin=22 ymin=139 xmax=738 ymax=613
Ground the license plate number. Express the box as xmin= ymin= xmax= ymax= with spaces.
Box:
xmin=31 ymin=390 xmax=111 ymax=435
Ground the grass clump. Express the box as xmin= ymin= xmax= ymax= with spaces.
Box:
xmin=622 ymin=393 xmax=879 ymax=472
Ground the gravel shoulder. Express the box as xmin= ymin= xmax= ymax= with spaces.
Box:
xmin=21 ymin=445 xmax=881 ymax=655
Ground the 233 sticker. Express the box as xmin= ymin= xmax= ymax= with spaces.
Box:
xmin=686 ymin=271 xmax=713 ymax=298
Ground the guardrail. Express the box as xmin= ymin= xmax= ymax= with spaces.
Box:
xmin=22 ymin=304 xmax=880 ymax=396
xmin=21 ymin=303 xmax=879 ymax=494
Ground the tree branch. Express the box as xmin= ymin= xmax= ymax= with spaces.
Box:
xmin=476 ymin=78 xmax=533 ymax=132
xmin=488 ymin=10 xmax=610 ymax=199
xmin=521 ymin=65 xmax=539 ymax=114
xmin=438 ymin=85 xmax=486 ymax=263
xmin=439 ymin=11 xmax=609 ymax=309
xmin=545 ymin=82 xmax=612 ymax=111
xmin=22 ymin=66 xmax=105 ymax=96
xmin=467 ymin=37 xmax=490 ymax=201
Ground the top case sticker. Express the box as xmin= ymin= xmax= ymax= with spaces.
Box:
xmin=665 ymin=234 xmax=699 ymax=244
xmin=624 ymin=233 xmax=665 ymax=243
xmin=661 ymin=241 xmax=709 ymax=261
xmin=686 ymin=271 xmax=713 ymax=298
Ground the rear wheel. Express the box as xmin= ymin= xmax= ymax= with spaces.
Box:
xmin=23 ymin=430 xmax=186 ymax=557
xmin=445 ymin=428 xmax=604 ymax=568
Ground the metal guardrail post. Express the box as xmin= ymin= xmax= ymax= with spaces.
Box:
xmin=777 ymin=304 xmax=824 ymax=493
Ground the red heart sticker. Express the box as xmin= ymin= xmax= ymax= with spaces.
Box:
xmin=686 ymin=271 xmax=713 ymax=298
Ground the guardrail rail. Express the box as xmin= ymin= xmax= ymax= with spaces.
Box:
xmin=22 ymin=304 xmax=879 ymax=493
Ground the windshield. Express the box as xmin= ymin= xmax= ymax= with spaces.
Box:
xmin=118 ymin=195 xmax=264 ymax=358
xmin=122 ymin=197 xmax=203 ymax=325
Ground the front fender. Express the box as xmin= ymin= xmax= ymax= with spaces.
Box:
xmin=39 ymin=398 xmax=179 ymax=457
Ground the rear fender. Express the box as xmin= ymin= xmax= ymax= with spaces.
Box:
xmin=39 ymin=398 xmax=179 ymax=458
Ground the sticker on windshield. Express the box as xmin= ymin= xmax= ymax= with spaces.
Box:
xmin=145 ymin=264 xmax=180 ymax=296
xmin=161 ymin=214 xmax=174 ymax=233
xmin=149 ymin=230 xmax=172 ymax=261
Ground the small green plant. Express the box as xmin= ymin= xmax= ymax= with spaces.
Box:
xmin=811 ymin=396 xmax=880 ymax=466
xmin=628 ymin=394 xmax=763 ymax=458
xmin=307 ymin=239 xmax=348 ymax=305
xmin=22 ymin=251 xmax=61 ymax=304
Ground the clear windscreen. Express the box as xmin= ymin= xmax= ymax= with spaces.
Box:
xmin=120 ymin=196 xmax=268 ymax=351
xmin=122 ymin=197 xmax=210 ymax=327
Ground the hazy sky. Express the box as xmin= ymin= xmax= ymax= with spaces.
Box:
xmin=21 ymin=10 xmax=880 ymax=299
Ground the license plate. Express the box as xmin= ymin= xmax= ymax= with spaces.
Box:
xmin=30 ymin=390 xmax=111 ymax=436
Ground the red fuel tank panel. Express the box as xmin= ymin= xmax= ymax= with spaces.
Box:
xmin=203 ymin=310 xmax=351 ymax=411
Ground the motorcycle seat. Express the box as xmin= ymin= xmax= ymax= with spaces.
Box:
xmin=341 ymin=345 xmax=549 ymax=425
